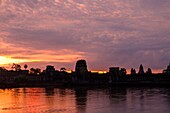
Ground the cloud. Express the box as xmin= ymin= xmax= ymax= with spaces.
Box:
xmin=0 ymin=0 xmax=170 ymax=72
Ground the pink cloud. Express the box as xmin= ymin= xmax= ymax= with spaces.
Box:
xmin=0 ymin=0 xmax=170 ymax=72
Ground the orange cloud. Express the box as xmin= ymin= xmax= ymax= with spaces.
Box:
xmin=0 ymin=0 xmax=170 ymax=73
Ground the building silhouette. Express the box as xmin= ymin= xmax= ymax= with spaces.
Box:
xmin=131 ymin=68 xmax=136 ymax=75
xmin=75 ymin=60 xmax=88 ymax=80
xmin=109 ymin=67 xmax=119 ymax=82
xmin=163 ymin=63 xmax=170 ymax=75
xmin=45 ymin=65 xmax=56 ymax=81
xmin=138 ymin=64 xmax=144 ymax=75
xmin=146 ymin=68 xmax=152 ymax=74
xmin=120 ymin=68 xmax=127 ymax=76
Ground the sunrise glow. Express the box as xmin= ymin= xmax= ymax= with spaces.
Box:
xmin=0 ymin=1 xmax=170 ymax=112
xmin=0 ymin=56 xmax=28 ymax=65
xmin=91 ymin=71 xmax=107 ymax=74
xmin=0 ymin=0 xmax=169 ymax=72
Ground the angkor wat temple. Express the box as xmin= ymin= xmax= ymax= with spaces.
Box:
xmin=0 ymin=60 xmax=170 ymax=88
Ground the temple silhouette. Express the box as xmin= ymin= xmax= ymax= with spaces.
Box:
xmin=0 ymin=60 xmax=170 ymax=88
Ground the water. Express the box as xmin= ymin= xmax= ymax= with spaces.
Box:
xmin=0 ymin=87 xmax=170 ymax=113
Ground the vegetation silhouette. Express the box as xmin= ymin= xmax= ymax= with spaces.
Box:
xmin=0 ymin=60 xmax=170 ymax=88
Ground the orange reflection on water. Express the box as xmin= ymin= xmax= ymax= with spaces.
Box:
xmin=0 ymin=88 xmax=77 ymax=113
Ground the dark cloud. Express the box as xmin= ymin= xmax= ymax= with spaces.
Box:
xmin=140 ymin=0 xmax=170 ymax=9
xmin=6 ymin=28 xmax=79 ymax=50
xmin=0 ymin=0 xmax=170 ymax=72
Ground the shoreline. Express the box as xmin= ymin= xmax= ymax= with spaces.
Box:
xmin=1 ymin=81 xmax=170 ymax=89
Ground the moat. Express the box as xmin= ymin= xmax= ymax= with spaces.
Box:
xmin=1 ymin=87 xmax=170 ymax=113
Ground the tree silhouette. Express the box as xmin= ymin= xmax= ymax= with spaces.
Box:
xmin=11 ymin=63 xmax=21 ymax=71
xmin=35 ymin=68 xmax=41 ymax=75
xmin=24 ymin=64 xmax=28 ymax=70
xmin=60 ymin=67 xmax=66 ymax=72
xmin=0 ymin=67 xmax=7 ymax=72
xmin=30 ymin=68 xmax=41 ymax=75
xmin=30 ymin=68 xmax=35 ymax=74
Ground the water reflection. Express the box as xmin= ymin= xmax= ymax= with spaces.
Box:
xmin=157 ymin=88 xmax=170 ymax=104
xmin=59 ymin=88 xmax=66 ymax=97
xmin=0 ymin=87 xmax=170 ymax=113
xmin=108 ymin=87 xmax=127 ymax=100
xmin=45 ymin=88 xmax=54 ymax=96
xmin=74 ymin=88 xmax=88 ymax=113
xmin=45 ymin=88 xmax=55 ymax=112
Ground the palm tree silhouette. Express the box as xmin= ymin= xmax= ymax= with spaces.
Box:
xmin=24 ymin=64 xmax=28 ymax=70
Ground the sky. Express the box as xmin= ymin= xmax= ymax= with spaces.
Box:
xmin=0 ymin=0 xmax=170 ymax=72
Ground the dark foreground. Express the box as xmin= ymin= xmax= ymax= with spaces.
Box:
xmin=1 ymin=81 xmax=170 ymax=89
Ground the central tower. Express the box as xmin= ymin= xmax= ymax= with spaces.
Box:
xmin=75 ymin=60 xmax=88 ymax=80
